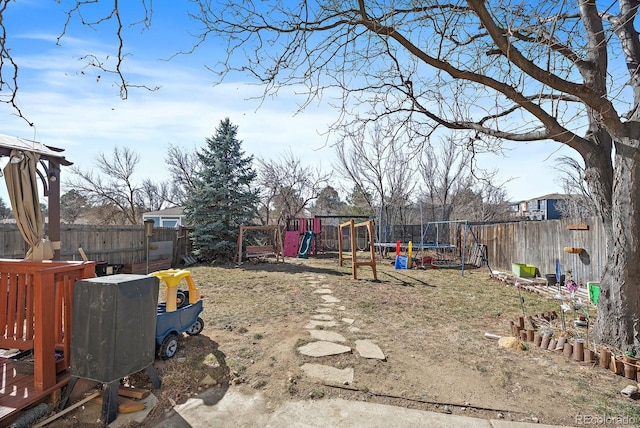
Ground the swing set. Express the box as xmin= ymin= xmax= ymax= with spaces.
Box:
xmin=235 ymin=225 xmax=284 ymax=263
xmin=386 ymin=220 xmax=490 ymax=276
xmin=418 ymin=220 xmax=491 ymax=275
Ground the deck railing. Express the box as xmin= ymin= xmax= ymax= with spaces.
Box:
xmin=0 ymin=259 xmax=95 ymax=391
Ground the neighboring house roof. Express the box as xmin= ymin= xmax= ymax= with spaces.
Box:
xmin=143 ymin=207 xmax=184 ymax=216
xmin=529 ymin=193 xmax=568 ymax=200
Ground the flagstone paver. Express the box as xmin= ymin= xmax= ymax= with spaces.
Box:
xmin=341 ymin=318 xmax=355 ymax=325
xmin=348 ymin=326 xmax=361 ymax=333
xmin=298 ymin=341 xmax=351 ymax=357
xmin=315 ymin=308 xmax=333 ymax=314
xmin=304 ymin=320 xmax=338 ymax=329
xmin=311 ymin=314 xmax=334 ymax=321
xmin=301 ymin=363 xmax=354 ymax=385
xmin=321 ymin=295 xmax=340 ymax=303
xmin=309 ymin=330 xmax=347 ymax=343
xmin=313 ymin=288 xmax=333 ymax=294
xmin=355 ymin=339 xmax=385 ymax=360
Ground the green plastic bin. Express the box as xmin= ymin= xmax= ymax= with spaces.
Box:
xmin=512 ymin=263 xmax=537 ymax=278
xmin=588 ymin=282 xmax=600 ymax=304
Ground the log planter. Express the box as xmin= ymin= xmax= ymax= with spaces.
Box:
xmin=599 ymin=349 xmax=611 ymax=369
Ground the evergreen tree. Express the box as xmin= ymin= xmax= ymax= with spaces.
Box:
xmin=311 ymin=186 xmax=344 ymax=216
xmin=60 ymin=190 xmax=88 ymax=223
xmin=0 ymin=197 xmax=11 ymax=219
xmin=345 ymin=185 xmax=374 ymax=217
xmin=184 ymin=118 xmax=259 ymax=262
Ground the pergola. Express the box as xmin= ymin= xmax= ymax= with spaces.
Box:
xmin=0 ymin=134 xmax=71 ymax=260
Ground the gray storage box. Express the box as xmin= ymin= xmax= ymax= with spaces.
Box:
xmin=71 ymin=274 xmax=159 ymax=382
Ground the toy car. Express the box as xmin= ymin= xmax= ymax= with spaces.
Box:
xmin=151 ymin=269 xmax=205 ymax=360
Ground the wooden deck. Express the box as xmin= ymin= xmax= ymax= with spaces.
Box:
xmin=0 ymin=357 xmax=71 ymax=422
xmin=0 ymin=259 xmax=95 ymax=425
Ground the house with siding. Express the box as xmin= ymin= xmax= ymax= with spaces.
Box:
xmin=142 ymin=207 xmax=186 ymax=228
xmin=513 ymin=193 xmax=568 ymax=220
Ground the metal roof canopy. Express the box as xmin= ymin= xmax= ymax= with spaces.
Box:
xmin=0 ymin=134 xmax=72 ymax=165
xmin=0 ymin=133 xmax=72 ymax=260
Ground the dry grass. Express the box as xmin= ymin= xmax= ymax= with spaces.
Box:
xmin=103 ymin=254 xmax=639 ymax=427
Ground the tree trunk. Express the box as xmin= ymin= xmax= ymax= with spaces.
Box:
xmin=594 ymin=142 xmax=640 ymax=351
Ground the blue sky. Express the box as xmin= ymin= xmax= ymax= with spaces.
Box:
xmin=0 ymin=1 xmax=574 ymax=205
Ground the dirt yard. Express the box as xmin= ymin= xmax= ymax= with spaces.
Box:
xmin=55 ymin=254 xmax=640 ymax=427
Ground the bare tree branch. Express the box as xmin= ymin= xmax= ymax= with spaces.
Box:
xmin=256 ymin=150 xmax=331 ymax=225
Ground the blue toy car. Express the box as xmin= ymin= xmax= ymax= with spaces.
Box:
xmin=151 ymin=270 xmax=205 ymax=360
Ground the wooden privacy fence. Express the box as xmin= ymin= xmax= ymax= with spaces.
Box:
xmin=469 ymin=217 xmax=606 ymax=283
xmin=0 ymin=224 xmax=192 ymax=267
xmin=0 ymin=219 xmax=605 ymax=282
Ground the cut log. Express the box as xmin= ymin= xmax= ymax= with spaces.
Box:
xmin=118 ymin=386 xmax=150 ymax=400
xmin=94 ymin=395 xmax=146 ymax=414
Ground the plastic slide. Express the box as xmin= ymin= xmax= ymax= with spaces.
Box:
xmin=297 ymin=231 xmax=315 ymax=258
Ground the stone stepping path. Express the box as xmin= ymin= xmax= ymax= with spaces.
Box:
xmin=309 ymin=330 xmax=347 ymax=342
xmin=301 ymin=363 xmax=354 ymax=385
xmin=298 ymin=341 xmax=351 ymax=357
xmin=299 ymin=275 xmax=386 ymax=386
xmin=304 ymin=320 xmax=338 ymax=329
xmin=355 ymin=339 xmax=386 ymax=360
xmin=311 ymin=314 xmax=334 ymax=321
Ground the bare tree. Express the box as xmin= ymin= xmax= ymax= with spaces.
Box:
xmin=452 ymin=177 xmax=513 ymax=222
xmin=554 ymin=156 xmax=598 ymax=218
xmin=0 ymin=2 xmax=160 ymax=124
xmin=335 ymin=121 xmax=417 ymax=243
xmin=419 ymin=136 xmax=472 ymax=222
xmin=165 ymin=144 xmax=202 ymax=205
xmin=67 ymin=146 xmax=166 ymax=224
xmin=256 ymin=151 xmax=331 ymax=225
xmin=141 ymin=179 xmax=170 ymax=212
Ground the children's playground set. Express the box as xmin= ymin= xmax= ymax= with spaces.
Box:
xmin=234 ymin=217 xmax=324 ymax=263
xmin=233 ymin=217 xmax=489 ymax=279
xmin=380 ymin=220 xmax=490 ymax=276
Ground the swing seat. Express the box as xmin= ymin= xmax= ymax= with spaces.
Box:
xmin=245 ymin=245 xmax=276 ymax=258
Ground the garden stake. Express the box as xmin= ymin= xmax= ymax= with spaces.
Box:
xmin=557 ymin=281 xmax=566 ymax=331
xmin=515 ymin=281 xmax=525 ymax=317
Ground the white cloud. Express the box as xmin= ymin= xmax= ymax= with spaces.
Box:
xmin=0 ymin=6 xmax=569 ymax=206
xmin=0 ymin=54 xmax=339 ymax=203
